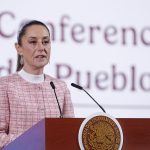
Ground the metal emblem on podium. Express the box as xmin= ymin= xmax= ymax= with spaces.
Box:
xmin=78 ymin=113 xmax=123 ymax=150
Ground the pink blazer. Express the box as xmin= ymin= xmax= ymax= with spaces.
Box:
xmin=0 ymin=73 xmax=74 ymax=148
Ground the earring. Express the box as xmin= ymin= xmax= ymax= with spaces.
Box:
xmin=20 ymin=55 xmax=24 ymax=65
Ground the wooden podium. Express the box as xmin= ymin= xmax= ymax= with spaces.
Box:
xmin=3 ymin=118 xmax=150 ymax=150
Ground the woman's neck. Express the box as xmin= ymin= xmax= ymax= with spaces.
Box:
xmin=22 ymin=66 xmax=44 ymax=75
xmin=18 ymin=69 xmax=44 ymax=83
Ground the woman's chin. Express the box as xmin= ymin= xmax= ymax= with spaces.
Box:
xmin=34 ymin=62 xmax=48 ymax=68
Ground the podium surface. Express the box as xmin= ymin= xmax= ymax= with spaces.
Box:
xmin=3 ymin=118 xmax=150 ymax=150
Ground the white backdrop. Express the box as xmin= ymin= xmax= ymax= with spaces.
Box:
xmin=0 ymin=0 xmax=150 ymax=118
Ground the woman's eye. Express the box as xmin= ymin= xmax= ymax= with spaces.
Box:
xmin=43 ymin=40 xmax=49 ymax=44
xmin=29 ymin=41 xmax=36 ymax=44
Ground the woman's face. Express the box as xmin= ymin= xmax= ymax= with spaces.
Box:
xmin=16 ymin=24 xmax=51 ymax=74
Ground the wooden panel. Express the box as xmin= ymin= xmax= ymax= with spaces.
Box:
xmin=118 ymin=118 xmax=150 ymax=150
xmin=45 ymin=118 xmax=83 ymax=150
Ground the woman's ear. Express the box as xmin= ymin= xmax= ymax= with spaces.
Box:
xmin=15 ymin=43 xmax=23 ymax=55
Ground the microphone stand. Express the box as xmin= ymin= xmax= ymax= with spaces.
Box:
xmin=82 ymin=88 xmax=106 ymax=113
xmin=71 ymin=83 xmax=106 ymax=113
xmin=50 ymin=82 xmax=63 ymax=118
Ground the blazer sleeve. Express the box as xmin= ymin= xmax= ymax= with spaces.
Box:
xmin=62 ymin=82 xmax=75 ymax=118
xmin=0 ymin=78 xmax=12 ymax=149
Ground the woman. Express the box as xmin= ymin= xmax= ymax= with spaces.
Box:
xmin=0 ymin=20 xmax=74 ymax=149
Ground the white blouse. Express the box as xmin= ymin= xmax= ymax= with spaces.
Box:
xmin=18 ymin=69 xmax=44 ymax=83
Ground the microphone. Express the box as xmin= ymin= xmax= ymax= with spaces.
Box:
xmin=71 ymin=83 xmax=106 ymax=113
xmin=50 ymin=81 xmax=63 ymax=118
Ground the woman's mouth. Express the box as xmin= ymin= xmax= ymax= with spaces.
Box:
xmin=35 ymin=55 xmax=46 ymax=58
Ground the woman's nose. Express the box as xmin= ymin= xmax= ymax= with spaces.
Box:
xmin=37 ymin=42 xmax=45 ymax=50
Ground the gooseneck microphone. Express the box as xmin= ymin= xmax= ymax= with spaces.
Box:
xmin=50 ymin=81 xmax=63 ymax=118
xmin=71 ymin=83 xmax=106 ymax=113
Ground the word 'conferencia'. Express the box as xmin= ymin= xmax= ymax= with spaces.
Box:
xmin=0 ymin=11 xmax=150 ymax=46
